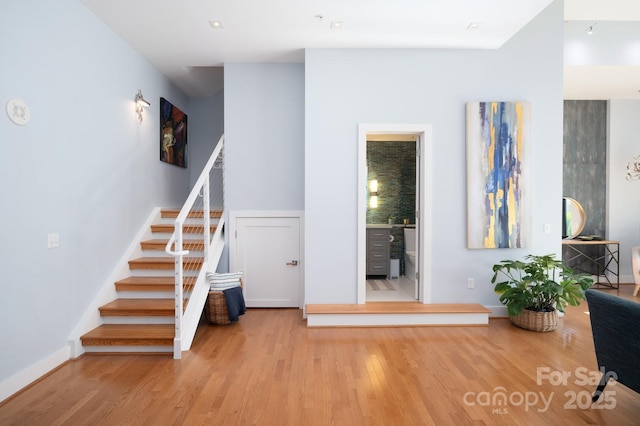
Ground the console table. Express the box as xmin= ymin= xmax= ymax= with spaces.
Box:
xmin=561 ymin=240 xmax=619 ymax=289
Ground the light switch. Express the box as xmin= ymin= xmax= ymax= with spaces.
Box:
xmin=48 ymin=233 xmax=60 ymax=248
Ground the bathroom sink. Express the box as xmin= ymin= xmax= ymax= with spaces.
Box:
xmin=366 ymin=224 xmax=393 ymax=229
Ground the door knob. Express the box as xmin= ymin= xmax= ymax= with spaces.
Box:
xmin=286 ymin=260 xmax=298 ymax=266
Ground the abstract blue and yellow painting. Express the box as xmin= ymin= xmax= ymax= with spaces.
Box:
xmin=466 ymin=101 xmax=531 ymax=249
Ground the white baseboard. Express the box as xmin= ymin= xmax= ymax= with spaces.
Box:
xmin=487 ymin=305 xmax=508 ymax=317
xmin=485 ymin=305 xmax=590 ymax=318
xmin=0 ymin=346 xmax=70 ymax=403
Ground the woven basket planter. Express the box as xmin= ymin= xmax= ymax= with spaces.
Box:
xmin=510 ymin=308 xmax=558 ymax=332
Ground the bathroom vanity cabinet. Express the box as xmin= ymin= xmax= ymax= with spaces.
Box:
xmin=366 ymin=227 xmax=390 ymax=278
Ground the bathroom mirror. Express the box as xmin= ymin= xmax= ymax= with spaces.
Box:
xmin=562 ymin=197 xmax=586 ymax=239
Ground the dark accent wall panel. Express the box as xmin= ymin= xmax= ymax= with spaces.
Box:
xmin=563 ymin=100 xmax=607 ymax=273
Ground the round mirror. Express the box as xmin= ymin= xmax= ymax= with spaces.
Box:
xmin=562 ymin=197 xmax=586 ymax=239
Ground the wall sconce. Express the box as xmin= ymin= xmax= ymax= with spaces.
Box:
xmin=626 ymin=155 xmax=640 ymax=181
xmin=135 ymin=90 xmax=150 ymax=123
xmin=369 ymin=179 xmax=378 ymax=208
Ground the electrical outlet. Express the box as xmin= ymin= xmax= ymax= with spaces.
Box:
xmin=47 ymin=233 xmax=59 ymax=249
xmin=467 ymin=278 xmax=475 ymax=289
xmin=544 ymin=223 xmax=551 ymax=234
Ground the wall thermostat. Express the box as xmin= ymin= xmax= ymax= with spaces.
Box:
xmin=6 ymin=98 xmax=31 ymax=125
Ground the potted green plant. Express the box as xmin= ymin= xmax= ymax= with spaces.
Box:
xmin=491 ymin=254 xmax=594 ymax=331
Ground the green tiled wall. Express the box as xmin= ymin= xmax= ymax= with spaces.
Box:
xmin=367 ymin=140 xmax=417 ymax=274
xmin=366 ymin=141 xmax=417 ymax=226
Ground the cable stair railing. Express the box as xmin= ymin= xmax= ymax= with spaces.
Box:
xmin=165 ymin=135 xmax=225 ymax=359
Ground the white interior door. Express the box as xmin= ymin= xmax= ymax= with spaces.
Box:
xmin=234 ymin=216 xmax=301 ymax=308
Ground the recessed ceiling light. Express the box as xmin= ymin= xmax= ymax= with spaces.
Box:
xmin=331 ymin=21 xmax=344 ymax=30
xmin=466 ymin=22 xmax=481 ymax=30
xmin=209 ymin=20 xmax=223 ymax=29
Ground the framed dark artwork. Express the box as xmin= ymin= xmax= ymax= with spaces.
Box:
xmin=160 ymin=97 xmax=187 ymax=168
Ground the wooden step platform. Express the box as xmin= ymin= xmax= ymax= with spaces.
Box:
xmin=128 ymin=257 xmax=203 ymax=270
xmin=140 ymin=239 xmax=205 ymax=251
xmin=305 ymin=302 xmax=491 ymax=327
xmin=115 ymin=276 xmax=196 ymax=292
xmin=80 ymin=324 xmax=174 ymax=348
xmin=161 ymin=209 xmax=223 ymax=219
xmin=99 ymin=299 xmax=175 ymax=316
xmin=151 ymin=224 xmax=217 ymax=234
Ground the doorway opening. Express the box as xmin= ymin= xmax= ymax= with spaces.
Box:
xmin=357 ymin=124 xmax=433 ymax=304
xmin=365 ymin=135 xmax=418 ymax=301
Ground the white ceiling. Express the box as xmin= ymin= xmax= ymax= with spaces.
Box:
xmin=564 ymin=0 xmax=640 ymax=99
xmin=80 ymin=0 xmax=640 ymax=99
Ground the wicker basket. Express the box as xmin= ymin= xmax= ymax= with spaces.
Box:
xmin=204 ymin=290 xmax=232 ymax=325
xmin=204 ymin=278 xmax=244 ymax=325
xmin=510 ymin=308 xmax=558 ymax=332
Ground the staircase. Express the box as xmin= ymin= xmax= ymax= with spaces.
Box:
xmin=80 ymin=209 xmax=221 ymax=354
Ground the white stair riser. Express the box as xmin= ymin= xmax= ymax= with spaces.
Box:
xmin=128 ymin=269 xmax=198 ymax=277
xmin=83 ymin=346 xmax=173 ymax=353
xmin=115 ymin=291 xmax=191 ymax=299
xmin=100 ymin=316 xmax=175 ymax=325
xmin=159 ymin=217 xmax=220 ymax=224
xmin=140 ymin=249 xmax=205 ymax=257
xmin=150 ymin=231 xmax=214 ymax=238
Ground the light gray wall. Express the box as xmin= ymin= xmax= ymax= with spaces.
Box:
xmin=189 ymin=92 xmax=224 ymax=188
xmin=0 ymin=0 xmax=190 ymax=387
xmin=304 ymin=1 xmax=564 ymax=304
xmin=224 ymin=63 xmax=305 ymax=211
xmin=608 ymin=100 xmax=640 ymax=280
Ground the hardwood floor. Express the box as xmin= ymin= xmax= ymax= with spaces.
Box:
xmin=1 ymin=286 xmax=639 ymax=425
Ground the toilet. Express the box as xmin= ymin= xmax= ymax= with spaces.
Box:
xmin=403 ymin=228 xmax=416 ymax=282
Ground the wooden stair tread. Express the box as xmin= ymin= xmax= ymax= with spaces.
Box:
xmin=305 ymin=302 xmax=491 ymax=315
xmin=161 ymin=209 xmax=223 ymax=219
xmin=141 ymin=239 xmax=205 ymax=251
xmin=80 ymin=324 xmax=174 ymax=346
xmin=151 ymin=224 xmax=217 ymax=234
xmin=128 ymin=257 xmax=203 ymax=270
xmin=115 ymin=276 xmax=196 ymax=292
xmin=99 ymin=299 xmax=175 ymax=316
